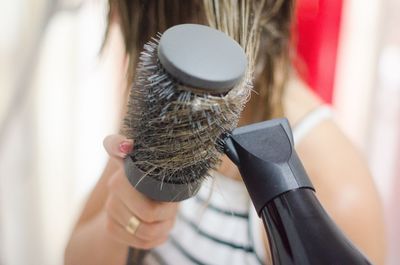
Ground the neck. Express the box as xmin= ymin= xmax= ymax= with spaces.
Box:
xmin=218 ymin=94 xmax=264 ymax=180
xmin=238 ymin=94 xmax=264 ymax=126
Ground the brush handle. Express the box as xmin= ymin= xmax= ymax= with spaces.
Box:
xmin=125 ymin=248 xmax=146 ymax=265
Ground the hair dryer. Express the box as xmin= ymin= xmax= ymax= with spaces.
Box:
xmin=223 ymin=118 xmax=372 ymax=265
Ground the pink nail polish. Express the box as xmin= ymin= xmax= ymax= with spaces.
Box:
xmin=119 ymin=141 xmax=133 ymax=154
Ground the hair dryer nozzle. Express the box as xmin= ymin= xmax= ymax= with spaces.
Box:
xmin=223 ymin=118 xmax=314 ymax=215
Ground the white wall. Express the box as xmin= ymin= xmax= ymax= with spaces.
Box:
xmin=0 ymin=1 xmax=123 ymax=264
xmin=334 ymin=1 xmax=400 ymax=264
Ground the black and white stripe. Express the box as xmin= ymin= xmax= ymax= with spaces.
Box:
xmin=142 ymin=175 xmax=267 ymax=265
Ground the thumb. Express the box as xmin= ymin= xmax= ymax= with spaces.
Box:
xmin=103 ymin=134 xmax=133 ymax=159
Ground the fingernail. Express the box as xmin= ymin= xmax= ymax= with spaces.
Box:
xmin=119 ymin=140 xmax=133 ymax=154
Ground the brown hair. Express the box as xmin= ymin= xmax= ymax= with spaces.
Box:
xmin=105 ymin=0 xmax=294 ymax=121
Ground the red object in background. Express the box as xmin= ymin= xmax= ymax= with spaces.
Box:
xmin=293 ymin=0 xmax=343 ymax=103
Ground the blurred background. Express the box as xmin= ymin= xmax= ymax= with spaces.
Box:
xmin=0 ymin=0 xmax=399 ymax=264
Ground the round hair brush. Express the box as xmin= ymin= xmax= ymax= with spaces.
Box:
xmin=122 ymin=24 xmax=250 ymax=202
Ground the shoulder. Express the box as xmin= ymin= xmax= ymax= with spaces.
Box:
xmin=282 ymin=77 xmax=374 ymax=204
xmin=282 ymin=77 xmax=323 ymax=127
xmin=293 ymin=113 xmax=385 ymax=264
xmin=282 ymin=78 xmax=385 ymax=264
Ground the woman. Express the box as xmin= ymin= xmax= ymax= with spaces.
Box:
xmin=65 ymin=1 xmax=385 ymax=264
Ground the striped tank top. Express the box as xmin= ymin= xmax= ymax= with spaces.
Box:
xmin=139 ymin=106 xmax=332 ymax=265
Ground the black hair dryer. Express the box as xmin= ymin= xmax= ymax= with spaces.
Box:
xmin=223 ymin=118 xmax=372 ymax=265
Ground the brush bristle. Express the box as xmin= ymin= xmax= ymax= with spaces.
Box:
xmin=122 ymin=34 xmax=252 ymax=187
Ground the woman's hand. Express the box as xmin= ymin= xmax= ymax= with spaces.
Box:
xmin=102 ymin=135 xmax=179 ymax=250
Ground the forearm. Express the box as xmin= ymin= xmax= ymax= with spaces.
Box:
xmin=65 ymin=211 xmax=128 ymax=265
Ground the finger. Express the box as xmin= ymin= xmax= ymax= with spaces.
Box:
xmin=108 ymin=170 xmax=179 ymax=223
xmin=134 ymin=218 xmax=176 ymax=241
xmin=106 ymin=195 xmax=175 ymax=241
xmin=105 ymin=194 xmax=133 ymax=229
xmin=103 ymin=135 xmax=133 ymax=159
xmin=105 ymin=215 xmax=168 ymax=250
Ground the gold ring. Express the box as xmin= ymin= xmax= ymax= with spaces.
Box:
xmin=126 ymin=215 xmax=141 ymax=235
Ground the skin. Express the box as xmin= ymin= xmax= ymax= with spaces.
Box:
xmin=64 ymin=25 xmax=386 ymax=265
